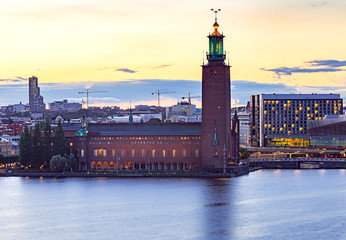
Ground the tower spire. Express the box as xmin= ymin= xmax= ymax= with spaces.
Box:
xmin=207 ymin=9 xmax=225 ymax=62
xmin=210 ymin=8 xmax=221 ymax=23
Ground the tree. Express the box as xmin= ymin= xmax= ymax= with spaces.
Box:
xmin=53 ymin=120 xmax=66 ymax=156
xmin=0 ymin=147 xmax=3 ymax=168
xmin=31 ymin=123 xmax=42 ymax=169
xmin=148 ymin=118 xmax=161 ymax=122
xmin=239 ymin=147 xmax=250 ymax=160
xmin=67 ymin=153 xmax=77 ymax=171
xmin=42 ymin=118 xmax=52 ymax=168
xmin=19 ymin=125 xmax=31 ymax=166
xmin=50 ymin=155 xmax=67 ymax=172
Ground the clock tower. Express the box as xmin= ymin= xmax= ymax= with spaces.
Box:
xmin=201 ymin=10 xmax=232 ymax=168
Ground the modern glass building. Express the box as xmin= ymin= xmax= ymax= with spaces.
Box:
xmin=250 ymin=94 xmax=343 ymax=147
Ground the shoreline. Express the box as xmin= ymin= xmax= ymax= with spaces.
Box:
xmin=0 ymin=171 xmax=235 ymax=179
xmin=0 ymin=166 xmax=252 ymax=179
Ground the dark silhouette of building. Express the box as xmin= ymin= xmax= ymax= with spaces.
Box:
xmin=29 ymin=76 xmax=45 ymax=113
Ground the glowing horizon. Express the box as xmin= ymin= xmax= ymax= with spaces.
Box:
xmin=1 ymin=0 xmax=345 ymax=107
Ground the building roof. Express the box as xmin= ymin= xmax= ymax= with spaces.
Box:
xmin=307 ymin=115 xmax=346 ymax=136
xmin=259 ymin=93 xmax=341 ymax=100
xmin=87 ymin=122 xmax=202 ymax=136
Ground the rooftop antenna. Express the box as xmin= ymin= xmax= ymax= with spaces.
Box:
xmin=210 ymin=8 xmax=221 ymax=22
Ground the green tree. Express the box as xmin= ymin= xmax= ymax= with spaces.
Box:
xmin=53 ymin=120 xmax=66 ymax=156
xmin=148 ymin=118 xmax=161 ymax=122
xmin=19 ymin=125 xmax=31 ymax=167
xmin=50 ymin=155 xmax=68 ymax=172
xmin=239 ymin=147 xmax=250 ymax=160
xmin=42 ymin=118 xmax=52 ymax=168
xmin=67 ymin=153 xmax=77 ymax=171
xmin=31 ymin=123 xmax=42 ymax=169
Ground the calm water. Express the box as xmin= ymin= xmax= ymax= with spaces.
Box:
xmin=0 ymin=170 xmax=345 ymax=240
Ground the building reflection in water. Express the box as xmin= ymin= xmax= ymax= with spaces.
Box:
xmin=201 ymin=178 xmax=235 ymax=239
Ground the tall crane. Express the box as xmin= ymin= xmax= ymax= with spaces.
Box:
xmin=151 ymin=90 xmax=176 ymax=107
xmin=181 ymin=92 xmax=201 ymax=105
xmin=78 ymin=89 xmax=108 ymax=109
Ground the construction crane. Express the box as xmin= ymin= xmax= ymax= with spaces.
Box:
xmin=151 ymin=90 xmax=176 ymax=107
xmin=78 ymin=89 xmax=108 ymax=109
xmin=181 ymin=92 xmax=201 ymax=105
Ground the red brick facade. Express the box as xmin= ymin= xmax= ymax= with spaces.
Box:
xmin=72 ymin=134 xmax=202 ymax=171
xmin=201 ymin=64 xmax=231 ymax=168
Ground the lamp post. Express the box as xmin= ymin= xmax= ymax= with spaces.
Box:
xmin=223 ymin=144 xmax=227 ymax=174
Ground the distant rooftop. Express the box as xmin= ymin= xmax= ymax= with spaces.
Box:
xmin=88 ymin=122 xmax=202 ymax=136
xmin=260 ymin=93 xmax=341 ymax=100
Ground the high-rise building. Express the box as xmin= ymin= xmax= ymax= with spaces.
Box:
xmin=29 ymin=76 xmax=45 ymax=113
xmin=250 ymin=93 xmax=343 ymax=147
xmin=201 ymin=15 xmax=235 ymax=167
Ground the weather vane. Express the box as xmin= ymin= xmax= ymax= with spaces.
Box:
xmin=210 ymin=8 xmax=221 ymax=22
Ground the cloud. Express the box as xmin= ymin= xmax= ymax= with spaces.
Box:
xmin=306 ymin=60 xmax=346 ymax=68
xmin=261 ymin=59 xmax=346 ymax=78
xmin=149 ymin=64 xmax=173 ymax=69
xmin=0 ymin=77 xmax=27 ymax=84
xmin=115 ymin=68 xmax=137 ymax=74
xmin=1 ymin=79 xmax=345 ymax=108
xmin=261 ymin=67 xmax=344 ymax=76
xmin=311 ymin=1 xmax=327 ymax=7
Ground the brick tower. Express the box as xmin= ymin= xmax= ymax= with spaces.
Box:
xmin=201 ymin=10 xmax=231 ymax=168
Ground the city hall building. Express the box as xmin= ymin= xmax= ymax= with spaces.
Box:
xmin=68 ymin=16 xmax=240 ymax=171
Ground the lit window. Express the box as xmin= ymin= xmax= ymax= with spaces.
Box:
xmin=173 ymin=150 xmax=176 ymax=158
xmin=183 ymin=149 xmax=186 ymax=158
xmin=292 ymin=124 xmax=295 ymax=128
xmin=81 ymin=149 xmax=85 ymax=157
xmin=112 ymin=149 xmax=115 ymax=157
xmin=103 ymin=149 xmax=107 ymax=157
xmin=162 ymin=150 xmax=166 ymax=158
xmin=152 ymin=149 xmax=156 ymax=158
xmin=131 ymin=149 xmax=135 ymax=157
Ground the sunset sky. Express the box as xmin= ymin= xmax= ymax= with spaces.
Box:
xmin=1 ymin=0 xmax=345 ymax=108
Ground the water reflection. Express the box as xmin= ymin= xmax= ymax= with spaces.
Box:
xmin=202 ymin=179 xmax=234 ymax=240
xmin=1 ymin=171 xmax=346 ymax=240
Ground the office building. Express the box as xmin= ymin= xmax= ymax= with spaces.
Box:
xmin=250 ymin=93 xmax=343 ymax=147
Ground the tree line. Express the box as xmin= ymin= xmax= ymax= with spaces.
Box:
xmin=18 ymin=119 xmax=76 ymax=171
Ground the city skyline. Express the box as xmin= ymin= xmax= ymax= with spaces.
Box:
xmin=1 ymin=0 xmax=345 ymax=107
